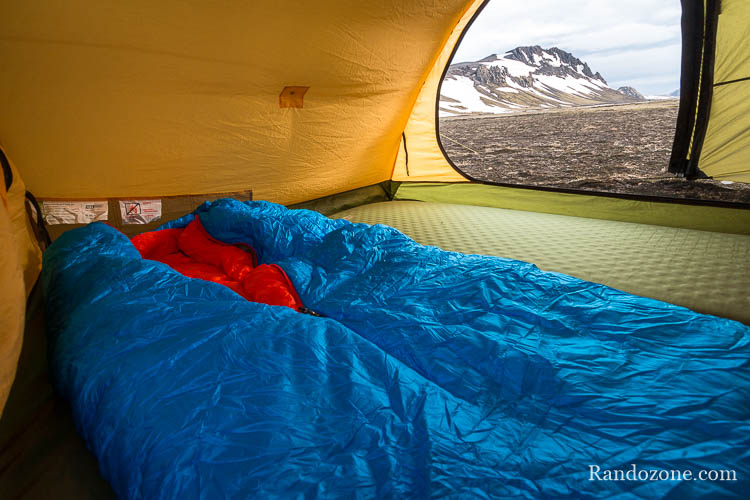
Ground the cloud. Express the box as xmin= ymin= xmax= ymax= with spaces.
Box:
xmin=453 ymin=0 xmax=682 ymax=95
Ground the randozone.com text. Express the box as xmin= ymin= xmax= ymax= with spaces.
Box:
xmin=589 ymin=464 xmax=736 ymax=482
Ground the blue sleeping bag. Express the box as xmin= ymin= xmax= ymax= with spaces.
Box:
xmin=42 ymin=199 xmax=750 ymax=498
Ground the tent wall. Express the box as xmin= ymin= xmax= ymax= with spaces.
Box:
xmin=669 ymin=0 xmax=750 ymax=182
xmin=0 ymin=0 xmax=470 ymax=205
xmin=0 ymin=146 xmax=42 ymax=415
xmin=699 ymin=0 xmax=750 ymax=181
xmin=0 ymin=191 xmax=24 ymax=416
xmin=669 ymin=0 xmax=713 ymax=178
xmin=391 ymin=1 xmax=484 ymax=182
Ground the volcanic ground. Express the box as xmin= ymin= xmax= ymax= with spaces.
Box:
xmin=439 ymin=100 xmax=750 ymax=204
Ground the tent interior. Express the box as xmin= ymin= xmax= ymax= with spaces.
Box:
xmin=1 ymin=0 xmax=749 ymax=497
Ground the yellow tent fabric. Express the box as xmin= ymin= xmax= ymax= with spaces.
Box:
xmin=0 ymin=147 xmax=42 ymax=415
xmin=700 ymin=0 xmax=750 ymax=182
xmin=392 ymin=0 xmax=484 ymax=182
xmin=1 ymin=151 xmax=43 ymax=295
xmin=0 ymin=0 xmax=470 ymax=205
xmin=0 ymin=195 xmax=24 ymax=416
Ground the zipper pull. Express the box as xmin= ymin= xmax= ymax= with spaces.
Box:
xmin=298 ymin=307 xmax=324 ymax=317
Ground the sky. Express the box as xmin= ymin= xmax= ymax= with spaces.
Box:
xmin=452 ymin=0 xmax=682 ymax=96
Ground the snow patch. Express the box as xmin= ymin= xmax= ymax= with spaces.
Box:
xmin=482 ymin=56 xmax=536 ymax=77
xmin=535 ymin=75 xmax=599 ymax=96
xmin=440 ymin=75 xmax=512 ymax=115
xmin=645 ymin=95 xmax=679 ymax=100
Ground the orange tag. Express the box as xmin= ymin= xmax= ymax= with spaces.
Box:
xmin=279 ymin=86 xmax=309 ymax=108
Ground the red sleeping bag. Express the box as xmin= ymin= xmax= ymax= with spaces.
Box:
xmin=131 ymin=218 xmax=305 ymax=310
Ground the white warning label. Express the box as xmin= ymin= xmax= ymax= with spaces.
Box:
xmin=119 ymin=199 xmax=162 ymax=224
xmin=42 ymin=201 xmax=109 ymax=225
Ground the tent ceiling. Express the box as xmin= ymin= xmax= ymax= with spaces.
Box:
xmin=0 ymin=0 xmax=471 ymax=204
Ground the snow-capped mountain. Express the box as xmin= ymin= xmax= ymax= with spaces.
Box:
xmin=617 ymin=86 xmax=646 ymax=100
xmin=440 ymin=46 xmax=646 ymax=116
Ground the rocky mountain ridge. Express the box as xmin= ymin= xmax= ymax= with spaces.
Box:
xmin=440 ymin=46 xmax=648 ymax=116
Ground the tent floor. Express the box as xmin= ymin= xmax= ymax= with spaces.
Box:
xmin=333 ymin=200 xmax=750 ymax=325
xmin=0 ymin=286 xmax=116 ymax=499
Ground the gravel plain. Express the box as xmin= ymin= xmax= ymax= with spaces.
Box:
xmin=439 ymin=100 xmax=750 ymax=204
